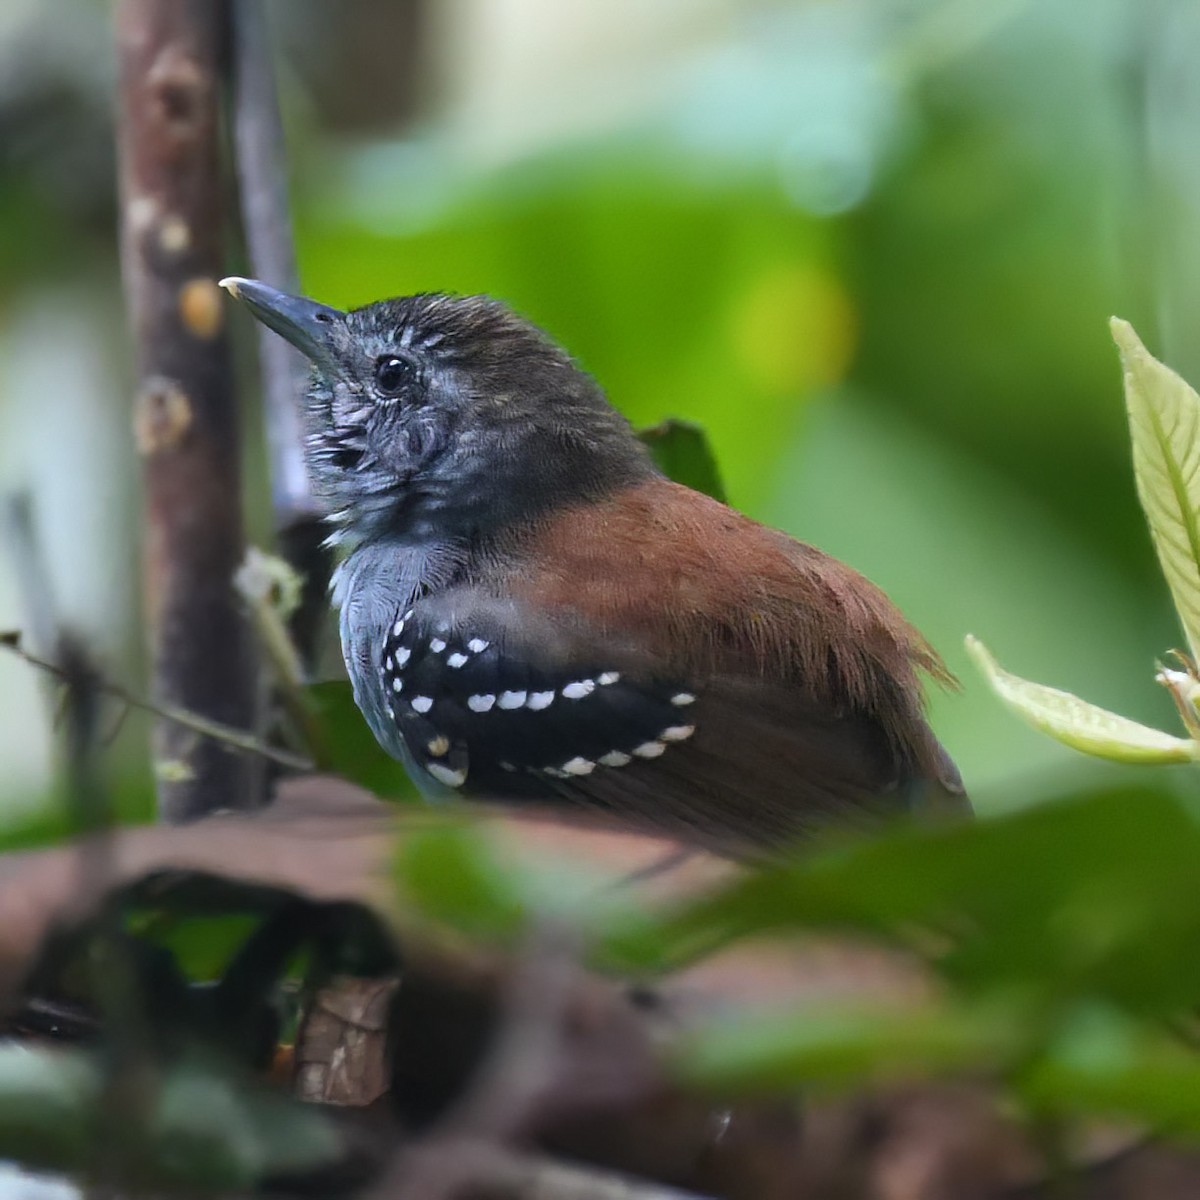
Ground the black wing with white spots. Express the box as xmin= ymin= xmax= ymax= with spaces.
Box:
xmin=376 ymin=598 xmax=698 ymax=798
xmin=368 ymin=590 xmax=959 ymax=850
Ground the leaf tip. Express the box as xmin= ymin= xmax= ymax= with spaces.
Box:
xmin=963 ymin=634 xmax=994 ymax=677
xmin=1109 ymin=316 xmax=1145 ymax=366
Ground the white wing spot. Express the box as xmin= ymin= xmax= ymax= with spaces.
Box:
xmin=396 ymin=647 xmax=411 ymax=667
xmin=597 ymin=671 xmax=620 ymax=685
xmin=427 ymin=761 xmax=467 ymax=788
xmin=404 ymin=609 xmax=414 ymax=620
xmin=467 ymin=638 xmax=490 ymax=653
xmin=599 ymin=750 xmax=631 ymax=768
xmin=384 ymin=656 xmax=394 ymax=672
xmin=561 ymin=680 xmax=595 ymax=701
xmin=561 ymin=756 xmax=595 ymax=776
xmin=498 ymin=690 xmax=527 ymax=709
xmin=527 ymin=691 xmax=554 ymax=710
xmin=633 ymin=741 xmax=666 ymax=759
xmin=660 ymin=724 xmax=695 ymax=743
xmin=468 ymin=693 xmax=496 ymax=712
xmin=499 ymin=761 xmax=516 ymax=772
xmin=391 ymin=678 xmax=403 ymax=694
xmin=671 ymin=692 xmax=696 ymax=707
xmin=429 ymin=638 xmax=447 ymax=653
xmin=426 ymin=735 xmax=450 ymax=757
xmin=411 ymin=695 xmax=433 ymax=714
xmin=447 ymin=652 xmax=469 ymax=668
xmin=393 ymin=619 xmax=405 ymax=637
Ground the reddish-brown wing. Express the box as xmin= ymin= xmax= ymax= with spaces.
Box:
xmin=454 ymin=478 xmax=967 ymax=848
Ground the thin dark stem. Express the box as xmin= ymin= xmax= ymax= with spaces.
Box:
xmin=230 ymin=0 xmax=332 ymax=671
xmin=230 ymin=0 xmax=315 ymax=528
xmin=2 ymin=497 xmax=160 ymax=1174
xmin=1 ymin=635 xmax=312 ymax=772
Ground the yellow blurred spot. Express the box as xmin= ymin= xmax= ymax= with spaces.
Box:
xmin=729 ymin=264 xmax=856 ymax=394
xmin=179 ymin=277 xmax=223 ymax=340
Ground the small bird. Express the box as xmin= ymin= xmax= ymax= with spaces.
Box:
xmin=222 ymin=278 xmax=967 ymax=852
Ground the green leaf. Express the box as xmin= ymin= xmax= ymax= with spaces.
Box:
xmin=681 ymin=994 xmax=1200 ymax=1134
xmin=304 ymin=680 xmax=420 ymax=801
xmin=126 ymin=911 xmax=264 ymax=983
xmin=637 ymin=419 xmax=727 ymax=502
xmin=599 ymin=785 xmax=1200 ymax=1017
xmin=393 ymin=816 xmax=642 ymax=944
xmin=965 ymin=635 xmax=1197 ymax=763
xmin=394 ymin=819 xmax=529 ymax=942
xmin=0 ymin=1045 xmax=96 ymax=1171
xmin=0 ymin=776 xmax=158 ymax=851
xmin=0 ymin=1047 xmax=342 ymax=1189
xmin=1113 ymin=317 xmax=1200 ymax=660
xmin=1023 ymin=1003 xmax=1200 ymax=1132
xmin=148 ymin=1060 xmax=343 ymax=1188
xmin=679 ymin=1001 xmax=1022 ymax=1094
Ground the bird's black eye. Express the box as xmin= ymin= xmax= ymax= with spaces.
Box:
xmin=374 ymin=356 xmax=415 ymax=397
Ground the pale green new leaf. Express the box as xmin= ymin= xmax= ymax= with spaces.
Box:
xmin=1112 ymin=317 xmax=1200 ymax=660
xmin=965 ymin=636 xmax=1197 ymax=764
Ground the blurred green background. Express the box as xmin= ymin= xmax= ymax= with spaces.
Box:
xmin=0 ymin=0 xmax=1194 ymax=821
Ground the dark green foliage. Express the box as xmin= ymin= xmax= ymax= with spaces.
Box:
xmin=380 ymin=781 xmax=1200 ymax=1134
xmin=0 ymin=1045 xmax=345 ymax=1190
xmin=638 ymin=419 xmax=727 ymax=502
xmin=600 ymin=786 xmax=1200 ymax=1128
xmin=394 ymin=819 xmax=530 ymax=942
xmin=305 ymin=680 xmax=420 ymax=801
xmin=601 ymin=786 xmax=1200 ymax=1011
xmin=3 ymin=871 xmax=404 ymax=1190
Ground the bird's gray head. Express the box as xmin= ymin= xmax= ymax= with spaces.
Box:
xmin=221 ymin=279 xmax=654 ymax=544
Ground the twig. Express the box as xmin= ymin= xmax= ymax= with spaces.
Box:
xmin=55 ymin=638 xmax=163 ymax=1164
xmin=377 ymin=926 xmax=604 ymax=1200
xmin=0 ymin=496 xmax=58 ymax=662
xmin=1 ymin=634 xmax=311 ymax=772
xmin=3 ymin=496 xmax=161 ymax=1174
xmin=234 ymin=547 xmax=327 ymax=759
xmin=230 ymin=0 xmax=332 ymax=672
xmin=2 ymin=498 xmax=123 ymax=824
xmin=445 ymin=923 xmax=580 ymax=1144
xmin=116 ymin=0 xmax=258 ymax=820
xmin=229 ymin=0 xmax=314 ymax=528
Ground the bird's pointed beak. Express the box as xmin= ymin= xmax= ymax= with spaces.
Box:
xmin=219 ymin=277 xmax=345 ymax=367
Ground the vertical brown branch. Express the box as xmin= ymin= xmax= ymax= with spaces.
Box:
xmin=116 ymin=0 xmax=257 ymax=821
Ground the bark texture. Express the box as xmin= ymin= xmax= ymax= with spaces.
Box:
xmin=116 ymin=0 xmax=257 ymax=821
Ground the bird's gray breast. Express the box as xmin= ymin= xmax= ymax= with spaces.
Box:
xmin=332 ymin=537 xmax=464 ymax=773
